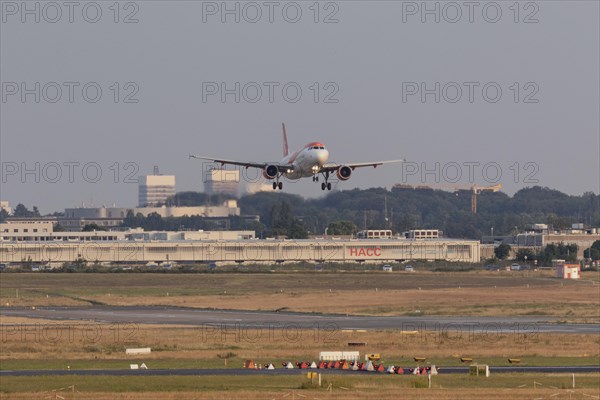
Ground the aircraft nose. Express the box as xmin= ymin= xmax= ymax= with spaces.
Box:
xmin=318 ymin=149 xmax=329 ymax=164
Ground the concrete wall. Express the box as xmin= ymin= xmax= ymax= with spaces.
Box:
xmin=543 ymin=234 xmax=600 ymax=259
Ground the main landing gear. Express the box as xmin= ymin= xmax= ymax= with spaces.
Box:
xmin=317 ymin=171 xmax=332 ymax=191
xmin=272 ymin=181 xmax=283 ymax=190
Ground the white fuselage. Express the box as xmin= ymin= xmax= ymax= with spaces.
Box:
xmin=280 ymin=142 xmax=329 ymax=179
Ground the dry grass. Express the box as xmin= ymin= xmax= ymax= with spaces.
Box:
xmin=1 ymin=324 xmax=598 ymax=364
xmin=1 ymin=272 xmax=599 ymax=322
xmin=0 ymin=375 xmax=599 ymax=399
xmin=1 ymin=272 xmax=598 ymax=397
xmin=2 ymin=388 xmax=599 ymax=400
xmin=88 ymin=286 xmax=599 ymax=321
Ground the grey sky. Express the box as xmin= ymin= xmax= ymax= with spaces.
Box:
xmin=1 ymin=1 xmax=599 ymax=213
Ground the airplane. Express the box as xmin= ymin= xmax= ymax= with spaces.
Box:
xmin=190 ymin=123 xmax=404 ymax=191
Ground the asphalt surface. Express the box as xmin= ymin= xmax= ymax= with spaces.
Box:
xmin=2 ymin=306 xmax=599 ymax=334
xmin=1 ymin=366 xmax=599 ymax=377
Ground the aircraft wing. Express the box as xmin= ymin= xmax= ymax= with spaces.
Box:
xmin=321 ymin=159 xmax=405 ymax=172
xmin=189 ymin=155 xmax=294 ymax=172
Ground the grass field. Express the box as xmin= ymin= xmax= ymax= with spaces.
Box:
xmin=1 ymin=374 xmax=599 ymax=399
xmin=1 ymin=271 xmax=599 ymax=321
xmin=1 ymin=323 xmax=598 ymax=368
xmin=1 ymin=271 xmax=598 ymax=397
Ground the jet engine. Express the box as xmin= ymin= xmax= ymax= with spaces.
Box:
xmin=336 ymin=165 xmax=352 ymax=181
xmin=263 ymin=165 xmax=279 ymax=180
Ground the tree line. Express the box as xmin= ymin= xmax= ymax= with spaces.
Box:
xmin=237 ymin=186 xmax=598 ymax=239
xmin=4 ymin=186 xmax=598 ymax=242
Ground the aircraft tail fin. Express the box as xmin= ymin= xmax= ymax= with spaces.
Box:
xmin=282 ymin=123 xmax=289 ymax=157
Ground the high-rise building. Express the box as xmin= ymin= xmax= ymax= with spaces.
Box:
xmin=138 ymin=166 xmax=175 ymax=206
xmin=204 ymin=169 xmax=240 ymax=197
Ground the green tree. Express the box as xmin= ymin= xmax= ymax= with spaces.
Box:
xmin=82 ymin=223 xmax=106 ymax=232
xmin=289 ymin=220 xmax=308 ymax=239
xmin=0 ymin=209 xmax=9 ymax=222
xmin=122 ymin=210 xmax=145 ymax=228
xmin=271 ymin=202 xmax=293 ymax=236
xmin=494 ymin=243 xmax=511 ymax=260
xmin=583 ymin=240 xmax=600 ymax=260
xmin=12 ymin=204 xmax=41 ymax=218
xmin=269 ymin=201 xmax=307 ymax=238
xmin=53 ymin=223 xmax=66 ymax=232
xmin=13 ymin=204 xmax=30 ymax=217
xmin=164 ymin=191 xmax=236 ymax=207
xmin=327 ymin=220 xmax=357 ymax=235
xmin=515 ymin=248 xmax=536 ymax=262
xmin=538 ymin=243 xmax=578 ymax=264
xmin=145 ymin=213 xmax=164 ymax=231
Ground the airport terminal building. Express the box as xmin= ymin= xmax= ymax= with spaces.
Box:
xmin=0 ymin=223 xmax=480 ymax=265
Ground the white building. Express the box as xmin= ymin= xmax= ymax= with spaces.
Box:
xmin=1 ymin=234 xmax=481 ymax=264
xmin=556 ymin=263 xmax=580 ymax=279
xmin=0 ymin=201 xmax=12 ymax=215
xmin=133 ymin=201 xmax=240 ymax=218
xmin=0 ymin=220 xmax=124 ymax=242
xmin=404 ymin=229 xmax=442 ymax=240
xmin=126 ymin=230 xmax=255 ymax=241
xmin=245 ymin=181 xmax=276 ymax=195
xmin=357 ymin=230 xmax=393 ymax=239
xmin=481 ymin=223 xmax=600 ymax=260
xmin=204 ymin=169 xmax=240 ymax=197
xmin=139 ymin=168 xmax=176 ymax=206
xmin=0 ymin=220 xmax=253 ymax=243
xmin=61 ymin=201 xmax=241 ymax=230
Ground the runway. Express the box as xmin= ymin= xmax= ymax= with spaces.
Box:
xmin=1 ymin=366 xmax=598 ymax=377
xmin=2 ymin=306 xmax=599 ymax=334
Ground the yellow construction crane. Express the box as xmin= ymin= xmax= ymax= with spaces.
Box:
xmin=393 ymin=183 xmax=502 ymax=214
xmin=467 ymin=184 xmax=502 ymax=214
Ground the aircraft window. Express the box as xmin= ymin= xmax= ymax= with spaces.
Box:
xmin=320 ymin=146 xmax=324 ymax=149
